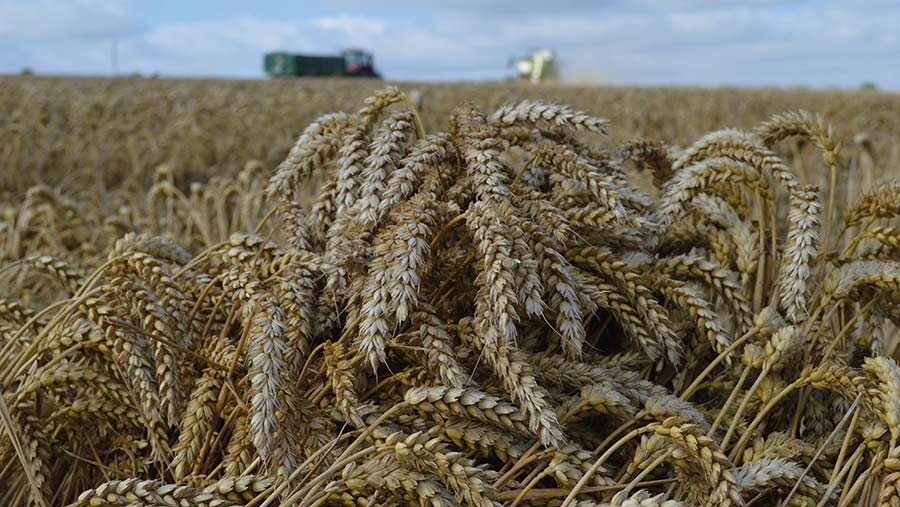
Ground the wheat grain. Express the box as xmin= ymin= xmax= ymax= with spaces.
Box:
xmin=6 ymin=84 xmax=900 ymax=507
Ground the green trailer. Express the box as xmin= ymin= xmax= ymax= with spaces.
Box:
xmin=264 ymin=49 xmax=379 ymax=78
xmin=264 ymin=53 xmax=295 ymax=76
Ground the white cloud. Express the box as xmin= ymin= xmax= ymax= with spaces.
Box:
xmin=143 ymin=18 xmax=307 ymax=55
xmin=0 ymin=0 xmax=134 ymax=39
xmin=1 ymin=0 xmax=899 ymax=88
xmin=312 ymin=15 xmax=386 ymax=37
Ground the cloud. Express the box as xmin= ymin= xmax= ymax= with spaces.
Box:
xmin=143 ymin=18 xmax=308 ymax=55
xmin=0 ymin=0 xmax=899 ymax=88
xmin=311 ymin=0 xmax=900 ymax=87
xmin=0 ymin=0 xmax=135 ymax=39
xmin=118 ymin=16 xmax=390 ymax=76
xmin=0 ymin=0 xmax=139 ymax=73
xmin=312 ymin=15 xmax=386 ymax=37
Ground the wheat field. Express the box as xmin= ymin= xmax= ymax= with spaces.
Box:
xmin=2 ymin=76 xmax=900 ymax=506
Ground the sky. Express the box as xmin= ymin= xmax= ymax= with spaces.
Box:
xmin=1 ymin=0 xmax=898 ymax=89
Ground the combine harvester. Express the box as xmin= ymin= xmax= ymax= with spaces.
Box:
xmin=510 ymin=48 xmax=557 ymax=85
xmin=264 ymin=49 xmax=380 ymax=78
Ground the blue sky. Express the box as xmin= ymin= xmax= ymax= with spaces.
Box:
xmin=1 ymin=0 xmax=898 ymax=88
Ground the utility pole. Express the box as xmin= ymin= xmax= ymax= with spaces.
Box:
xmin=111 ymin=38 xmax=119 ymax=75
